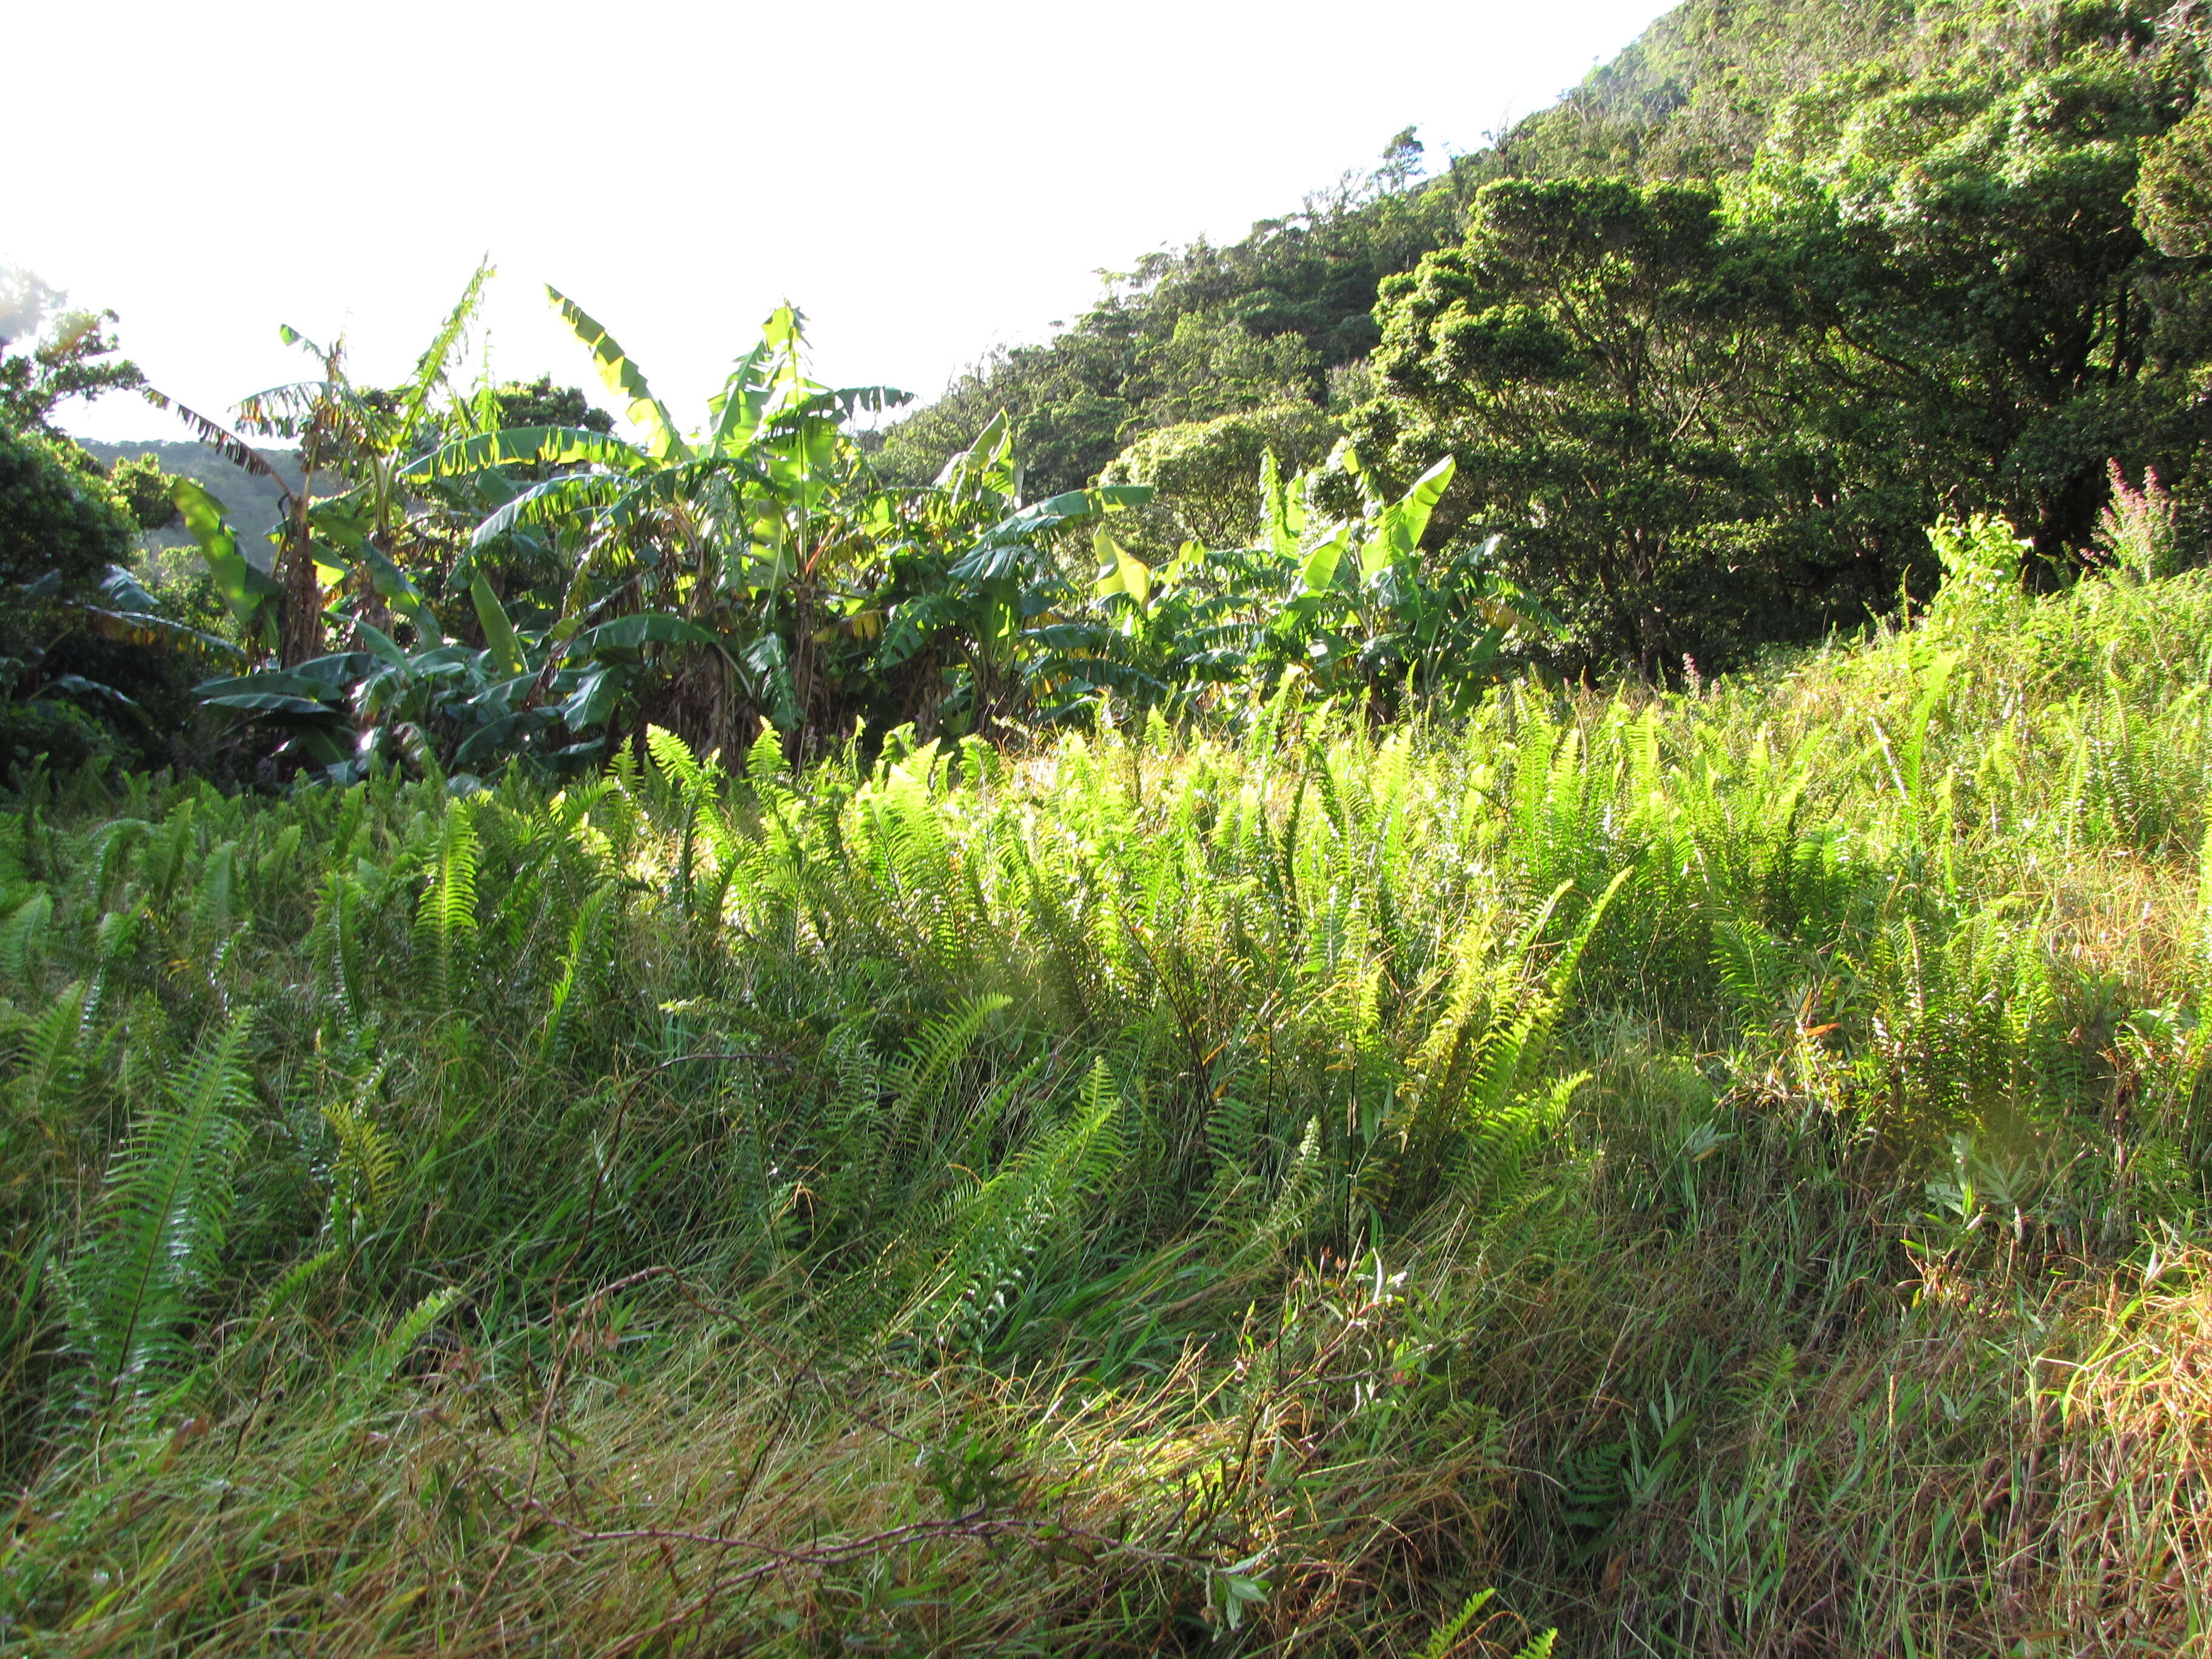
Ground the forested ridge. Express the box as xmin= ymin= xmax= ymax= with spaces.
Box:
xmin=885 ymin=0 xmax=2212 ymax=674
xmin=7 ymin=1 xmax=2212 ymax=1653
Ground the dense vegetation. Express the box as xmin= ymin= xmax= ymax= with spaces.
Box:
xmin=1 ymin=1 xmax=2206 ymax=780
xmin=5 ymin=546 xmax=2212 ymax=1652
xmin=886 ymin=0 xmax=2212 ymax=679
xmin=5 ymin=0 xmax=2212 ymax=1651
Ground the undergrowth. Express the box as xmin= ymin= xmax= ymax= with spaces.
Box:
xmin=3 ymin=566 xmax=2211 ymax=1654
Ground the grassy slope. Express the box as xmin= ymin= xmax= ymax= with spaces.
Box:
xmin=3 ymin=569 xmax=2212 ymax=1654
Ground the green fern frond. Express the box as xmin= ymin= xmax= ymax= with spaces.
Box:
xmin=540 ymin=883 xmax=615 ymax=1065
xmin=1455 ymin=1070 xmax=1587 ymax=1213
xmin=745 ymin=720 xmax=786 ymax=789
xmin=1239 ymin=1114 xmax=1322 ymax=1265
xmin=323 ymin=1068 xmax=400 ymax=1224
xmin=1413 ymin=1587 xmax=1495 ymax=1659
xmin=646 ymin=723 xmax=712 ymax=801
xmin=67 ymin=1017 xmax=253 ymax=1415
xmin=141 ymin=796 xmax=198 ymax=897
xmin=870 ymin=993 xmax=1012 ymax=1208
xmin=311 ymin=871 xmax=369 ymax=1022
xmin=911 ymin=1056 xmax=1127 ymax=1349
xmin=250 ymin=1245 xmax=339 ymax=1326
xmin=898 ymin=993 xmax=1011 ymax=1101
xmin=0 ymin=813 xmax=28 ymax=895
xmin=413 ymin=802 xmax=480 ymax=1011
xmin=352 ymin=1285 xmax=462 ymax=1391
xmin=190 ymin=842 xmax=239 ymax=951
xmin=12 ymin=979 xmax=93 ymax=1108
xmin=0 ymin=888 xmax=52 ymax=985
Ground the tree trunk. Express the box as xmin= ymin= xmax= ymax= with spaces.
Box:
xmin=278 ymin=430 xmax=324 ymax=668
xmin=278 ymin=521 xmax=322 ymax=668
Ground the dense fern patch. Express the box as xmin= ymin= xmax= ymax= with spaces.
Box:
xmin=4 ymin=567 xmax=2212 ymax=1654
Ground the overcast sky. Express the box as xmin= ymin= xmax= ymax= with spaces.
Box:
xmin=12 ymin=0 xmax=1672 ymax=446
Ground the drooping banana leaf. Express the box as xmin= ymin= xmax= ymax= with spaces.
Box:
xmin=87 ymin=569 xmax=249 ymax=665
xmin=235 ymin=378 xmax=358 ymax=441
xmin=951 ymin=486 xmax=1153 ymax=585
xmin=572 ymin=612 xmax=718 ymax=654
xmin=170 ymin=479 xmax=280 ymax=645
xmin=196 ymin=665 xmax=349 ymax=716
xmin=137 ymin=389 xmax=284 ymax=484
xmin=546 ymin=286 xmax=691 ymax=464
xmin=467 ymin=471 xmax=635 ymax=550
xmin=350 ymin=618 xmax=411 ymax=669
xmin=403 ymin=426 xmax=643 ymax=481
xmin=454 ymin=708 xmax=560 ymax=768
xmin=559 ymin=665 xmax=622 ymax=731
xmin=469 ymin=575 xmax=527 ymax=679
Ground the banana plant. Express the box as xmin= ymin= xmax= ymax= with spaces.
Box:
xmin=1022 ymin=528 xmax=1272 ymax=720
xmin=144 ymin=264 xmax=502 ymax=667
xmin=193 ymin=602 xmax=714 ymax=783
xmin=226 ymin=269 xmax=500 ymax=661
xmin=408 ymin=292 xmax=911 ymax=760
xmin=158 ymin=281 xmax=722 ymax=783
xmin=1256 ymin=446 xmax=1552 ymax=705
xmin=867 ymin=413 xmax=1156 ymax=732
xmin=1051 ymin=446 xmax=1552 ymax=720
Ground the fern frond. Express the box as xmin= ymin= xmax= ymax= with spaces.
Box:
xmin=190 ymin=842 xmax=240 ymax=952
xmin=0 ymin=888 xmax=53 ymax=985
xmin=413 ymin=802 xmax=480 ymax=1011
xmin=68 ymin=1017 xmax=253 ymax=1415
xmin=352 ymin=1286 xmax=462 ymax=1391
xmin=1237 ymin=1114 xmax=1322 ymax=1265
xmin=310 ymin=871 xmax=369 ymax=1022
xmin=323 ymin=1065 xmax=400 ymax=1224
xmin=909 ymin=1056 xmax=1126 ymax=1349
xmin=1413 ymin=1587 xmax=1495 ymax=1659
xmin=646 ymin=723 xmax=713 ymax=802
xmin=540 ymin=883 xmax=615 ymax=1064
xmin=12 ymin=979 xmax=94 ymax=1110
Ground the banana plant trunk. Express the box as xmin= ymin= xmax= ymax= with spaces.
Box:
xmin=278 ymin=422 xmax=325 ymax=668
xmin=791 ymin=578 xmax=817 ymax=765
xmin=278 ymin=506 xmax=321 ymax=668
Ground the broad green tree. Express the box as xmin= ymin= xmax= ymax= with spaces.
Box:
xmin=1745 ymin=19 xmax=2211 ymax=560
xmin=1355 ymin=178 xmax=1822 ymax=677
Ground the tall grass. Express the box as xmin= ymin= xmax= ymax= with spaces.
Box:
xmin=2 ymin=566 xmax=2211 ymax=1654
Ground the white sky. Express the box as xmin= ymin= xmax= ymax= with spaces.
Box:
xmin=13 ymin=0 xmax=1672 ymax=446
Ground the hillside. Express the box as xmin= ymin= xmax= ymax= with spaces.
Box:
xmin=873 ymin=0 xmax=1923 ymax=498
xmin=1494 ymin=0 xmax=1917 ymax=177
xmin=81 ymin=439 xmax=324 ymax=566
xmin=7 ymin=12 xmax=2212 ymax=1647
xmin=6 ymin=550 xmax=2211 ymax=1653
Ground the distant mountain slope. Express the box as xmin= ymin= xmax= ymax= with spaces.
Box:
xmin=81 ymin=440 xmax=330 ymax=568
xmin=1493 ymin=0 xmax=1916 ymax=179
xmin=871 ymin=0 xmax=1926 ymax=498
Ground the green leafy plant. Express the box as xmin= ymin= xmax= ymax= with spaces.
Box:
xmin=64 ymin=1019 xmax=252 ymax=1417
